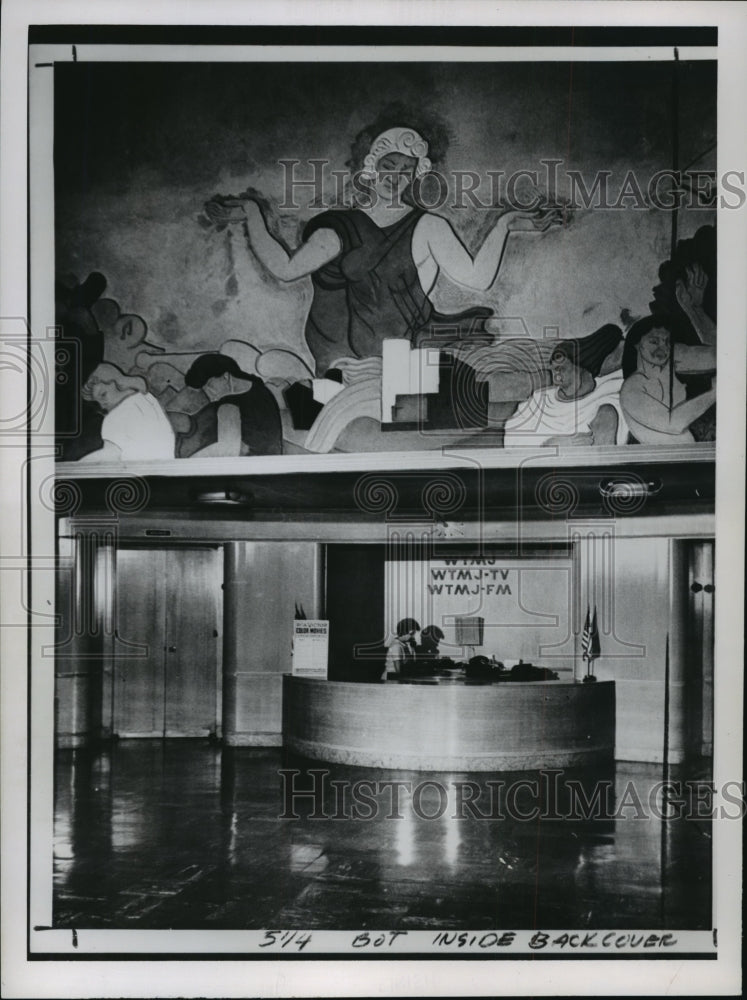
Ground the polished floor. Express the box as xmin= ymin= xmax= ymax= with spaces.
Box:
xmin=53 ymin=742 xmax=712 ymax=930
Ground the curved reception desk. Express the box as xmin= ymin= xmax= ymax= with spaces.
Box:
xmin=283 ymin=676 xmax=615 ymax=771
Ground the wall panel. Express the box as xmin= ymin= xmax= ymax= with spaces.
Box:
xmin=223 ymin=541 xmax=322 ymax=743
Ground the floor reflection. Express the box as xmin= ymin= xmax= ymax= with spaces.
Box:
xmin=53 ymin=742 xmax=712 ymax=930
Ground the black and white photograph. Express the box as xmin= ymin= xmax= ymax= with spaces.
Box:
xmin=1 ymin=1 xmax=744 ymax=997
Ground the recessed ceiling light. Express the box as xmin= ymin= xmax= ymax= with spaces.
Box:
xmin=195 ymin=490 xmax=252 ymax=505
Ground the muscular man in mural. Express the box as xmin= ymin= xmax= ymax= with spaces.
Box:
xmin=206 ymin=113 xmax=563 ymax=376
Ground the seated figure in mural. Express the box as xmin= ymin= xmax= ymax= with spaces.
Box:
xmin=182 ymin=355 xmax=283 ymax=457
xmin=78 ymin=363 xmax=175 ymax=462
xmin=502 ymin=328 xmax=627 ymax=447
xmin=205 ymin=108 xmax=563 ymax=377
xmin=620 ymin=315 xmax=716 ymax=445
xmin=384 ymin=618 xmax=421 ymax=680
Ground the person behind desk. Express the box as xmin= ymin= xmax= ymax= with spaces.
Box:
xmin=384 ymin=618 xmax=421 ymax=680
xmin=414 ymin=624 xmax=445 ymax=675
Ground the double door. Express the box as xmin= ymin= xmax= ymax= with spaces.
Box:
xmin=113 ymin=547 xmax=222 ymax=737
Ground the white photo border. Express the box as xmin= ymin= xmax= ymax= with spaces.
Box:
xmin=2 ymin=1 xmax=745 ymax=997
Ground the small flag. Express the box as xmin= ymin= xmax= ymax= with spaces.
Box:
xmin=581 ymin=606 xmax=592 ymax=661
xmin=582 ymin=605 xmax=601 ymax=676
xmin=589 ymin=606 xmax=601 ymax=661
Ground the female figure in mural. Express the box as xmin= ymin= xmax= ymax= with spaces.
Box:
xmin=206 ymin=113 xmax=562 ymax=376
xmin=619 ymin=316 xmax=716 ymax=445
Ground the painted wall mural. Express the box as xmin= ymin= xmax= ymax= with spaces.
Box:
xmin=53 ymin=60 xmax=717 ymax=462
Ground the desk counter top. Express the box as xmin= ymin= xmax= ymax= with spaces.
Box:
xmin=282 ymin=675 xmax=615 ymax=771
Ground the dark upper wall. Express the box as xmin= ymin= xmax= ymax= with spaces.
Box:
xmin=54 ymin=59 xmax=716 ymax=361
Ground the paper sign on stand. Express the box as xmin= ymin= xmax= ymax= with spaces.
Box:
xmin=292 ymin=620 xmax=329 ymax=678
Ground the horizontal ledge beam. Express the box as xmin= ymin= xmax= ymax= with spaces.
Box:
xmin=54 ymin=443 xmax=716 ymax=479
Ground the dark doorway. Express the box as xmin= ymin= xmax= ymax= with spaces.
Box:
xmin=325 ymin=544 xmax=386 ymax=681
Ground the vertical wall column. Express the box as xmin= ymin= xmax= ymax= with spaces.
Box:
xmin=678 ymin=540 xmax=715 ymax=758
xmin=55 ymin=534 xmax=91 ymax=747
xmin=667 ymin=540 xmax=691 ymax=764
xmin=55 ymin=527 xmax=114 ymax=748
xmin=694 ymin=541 xmax=715 ymax=758
xmin=222 ymin=541 xmax=323 ymax=746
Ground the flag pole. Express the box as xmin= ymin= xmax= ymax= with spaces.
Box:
xmin=663 ymin=631 xmax=670 ymax=786
xmin=587 ymin=605 xmax=600 ymax=682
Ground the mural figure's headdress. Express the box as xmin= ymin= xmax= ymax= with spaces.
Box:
xmin=362 ymin=126 xmax=432 ymax=180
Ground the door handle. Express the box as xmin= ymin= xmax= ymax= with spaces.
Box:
xmin=168 ymin=645 xmax=177 ymax=652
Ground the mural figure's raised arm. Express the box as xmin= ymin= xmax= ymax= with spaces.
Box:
xmin=204 ymin=197 xmax=341 ymax=281
xmin=413 ymin=207 xmax=563 ymax=293
xmin=241 ymin=201 xmax=342 ymax=281
xmin=675 ymin=263 xmax=716 ymax=346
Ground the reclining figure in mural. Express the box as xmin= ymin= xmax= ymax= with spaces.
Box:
xmin=205 ymin=113 xmax=563 ymax=376
xmin=78 ymin=363 xmax=175 ymax=462
xmin=502 ymin=327 xmax=628 ymax=447
xmin=181 ymin=355 xmax=283 ymax=458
